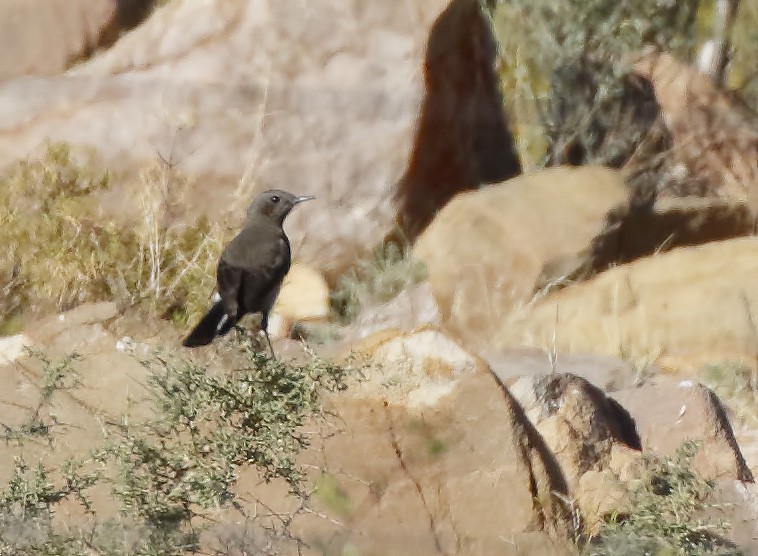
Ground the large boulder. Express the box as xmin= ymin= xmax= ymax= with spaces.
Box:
xmin=612 ymin=378 xmax=753 ymax=483
xmin=495 ymin=238 xmax=758 ymax=364
xmin=633 ymin=51 xmax=758 ymax=201
xmin=509 ymin=373 xmax=641 ymax=492
xmin=303 ymin=328 xmax=574 ymax=553
xmin=3 ymin=310 xmax=577 ymax=553
xmin=0 ymin=0 xmax=520 ymax=278
xmin=535 ymin=196 xmax=754 ymax=292
xmin=0 ymin=0 xmax=117 ymax=82
xmin=414 ymin=166 xmax=629 ymax=341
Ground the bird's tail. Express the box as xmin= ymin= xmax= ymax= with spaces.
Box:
xmin=182 ymin=301 xmax=231 ymax=347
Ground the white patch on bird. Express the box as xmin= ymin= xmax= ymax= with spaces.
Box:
xmin=212 ymin=292 xmax=221 ymax=303
xmin=216 ymin=314 xmax=228 ymax=331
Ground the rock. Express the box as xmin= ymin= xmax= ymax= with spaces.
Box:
xmin=269 ymin=264 xmax=330 ymax=338
xmin=267 ymin=264 xmax=330 ymax=340
xmin=414 ymin=166 xmax=629 ymax=342
xmin=712 ymin=479 xmax=758 ymax=553
xmin=536 ymin=196 xmax=755 ymax=293
xmin=633 ymin=51 xmax=758 ymax=201
xmin=495 ymin=237 xmax=758 ymax=363
xmin=2 ymin=309 xmax=578 ymax=551
xmin=0 ymin=320 xmax=153 ymax=494
xmin=310 ymin=329 xmax=573 ymax=553
xmin=26 ymin=301 xmax=120 ymax=350
xmin=0 ymin=0 xmax=117 ymax=82
xmin=612 ymin=378 xmax=753 ymax=482
xmin=0 ymin=0 xmax=520 ymax=279
xmin=576 ymin=470 xmax=632 ymax=536
xmin=484 ymin=348 xmax=642 ymax=392
xmin=508 ymin=373 xmax=641 ymax=491
xmin=348 ymin=327 xmax=489 ymax=409
xmin=347 ymin=281 xmax=441 ymax=341
xmin=0 ymin=334 xmax=32 ymax=365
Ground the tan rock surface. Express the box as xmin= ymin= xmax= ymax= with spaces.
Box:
xmin=0 ymin=303 xmax=153 ymax=525
xmin=508 ymin=373 xmax=642 ymax=491
xmin=576 ymin=469 xmax=632 ymax=536
xmin=269 ymin=263 xmax=330 ymax=339
xmin=414 ymin=166 xmax=628 ymax=341
xmin=713 ymin=479 xmax=758 ymax=553
xmin=0 ymin=0 xmax=117 ymax=82
xmin=634 ymin=51 xmax=758 ymax=201
xmin=496 ymin=238 xmax=758 ymax=363
xmin=302 ymin=329 xmax=573 ymax=553
xmin=0 ymin=0 xmax=520 ymax=278
xmin=536 ymin=196 xmax=755 ymax=292
xmin=1 ymin=310 xmax=576 ymax=553
xmin=612 ymin=378 xmax=753 ymax=482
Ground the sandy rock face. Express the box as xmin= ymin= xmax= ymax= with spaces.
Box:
xmin=414 ymin=166 xmax=628 ymax=342
xmin=347 ymin=281 xmax=441 ymax=341
xmin=0 ymin=333 xmax=31 ymax=365
xmin=0 ymin=302 xmax=153 ymax=506
xmin=536 ymin=196 xmax=755 ymax=292
xmin=634 ymin=51 xmax=758 ymax=201
xmin=509 ymin=373 xmax=642 ymax=491
xmin=0 ymin=0 xmax=117 ymax=82
xmin=0 ymin=0 xmax=520 ymax=278
xmin=612 ymin=378 xmax=753 ymax=483
xmin=495 ymin=237 xmax=758 ymax=362
xmin=310 ymin=328 xmax=574 ymax=553
xmin=485 ymin=349 xmax=641 ymax=392
xmin=268 ymin=263 xmax=330 ymax=338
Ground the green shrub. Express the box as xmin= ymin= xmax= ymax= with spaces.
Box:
xmin=586 ymin=441 xmax=740 ymax=555
xmin=0 ymin=349 xmax=82 ymax=444
xmin=331 ymin=240 xmax=427 ymax=323
xmin=0 ymin=343 xmax=352 ymax=554
xmin=492 ymin=0 xmax=701 ymax=168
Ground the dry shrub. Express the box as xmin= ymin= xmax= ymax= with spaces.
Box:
xmin=0 ymin=141 xmax=224 ymax=333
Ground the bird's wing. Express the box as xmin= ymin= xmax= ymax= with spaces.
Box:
xmin=218 ymin=230 xmax=291 ymax=318
xmin=217 ymin=261 xmax=243 ymax=320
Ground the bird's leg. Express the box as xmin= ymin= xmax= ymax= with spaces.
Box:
xmin=263 ymin=330 xmax=277 ymax=360
xmin=261 ymin=313 xmax=277 ymax=360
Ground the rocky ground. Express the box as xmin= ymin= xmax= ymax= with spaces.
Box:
xmin=1 ymin=0 xmax=758 ymax=555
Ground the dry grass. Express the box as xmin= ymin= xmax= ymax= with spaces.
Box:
xmin=0 ymin=141 xmax=226 ymax=334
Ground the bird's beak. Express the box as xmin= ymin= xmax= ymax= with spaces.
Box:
xmin=295 ymin=195 xmax=316 ymax=204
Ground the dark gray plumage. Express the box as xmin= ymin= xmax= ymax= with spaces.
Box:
xmin=182 ymin=189 xmax=315 ymax=356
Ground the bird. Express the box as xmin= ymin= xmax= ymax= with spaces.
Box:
xmin=182 ymin=189 xmax=315 ymax=357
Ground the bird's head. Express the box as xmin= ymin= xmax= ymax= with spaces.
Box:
xmin=246 ymin=189 xmax=315 ymax=225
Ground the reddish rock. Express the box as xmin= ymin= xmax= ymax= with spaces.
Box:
xmin=612 ymin=378 xmax=753 ymax=483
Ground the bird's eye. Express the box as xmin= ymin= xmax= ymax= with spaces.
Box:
xmin=271 ymin=195 xmax=280 ymax=203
